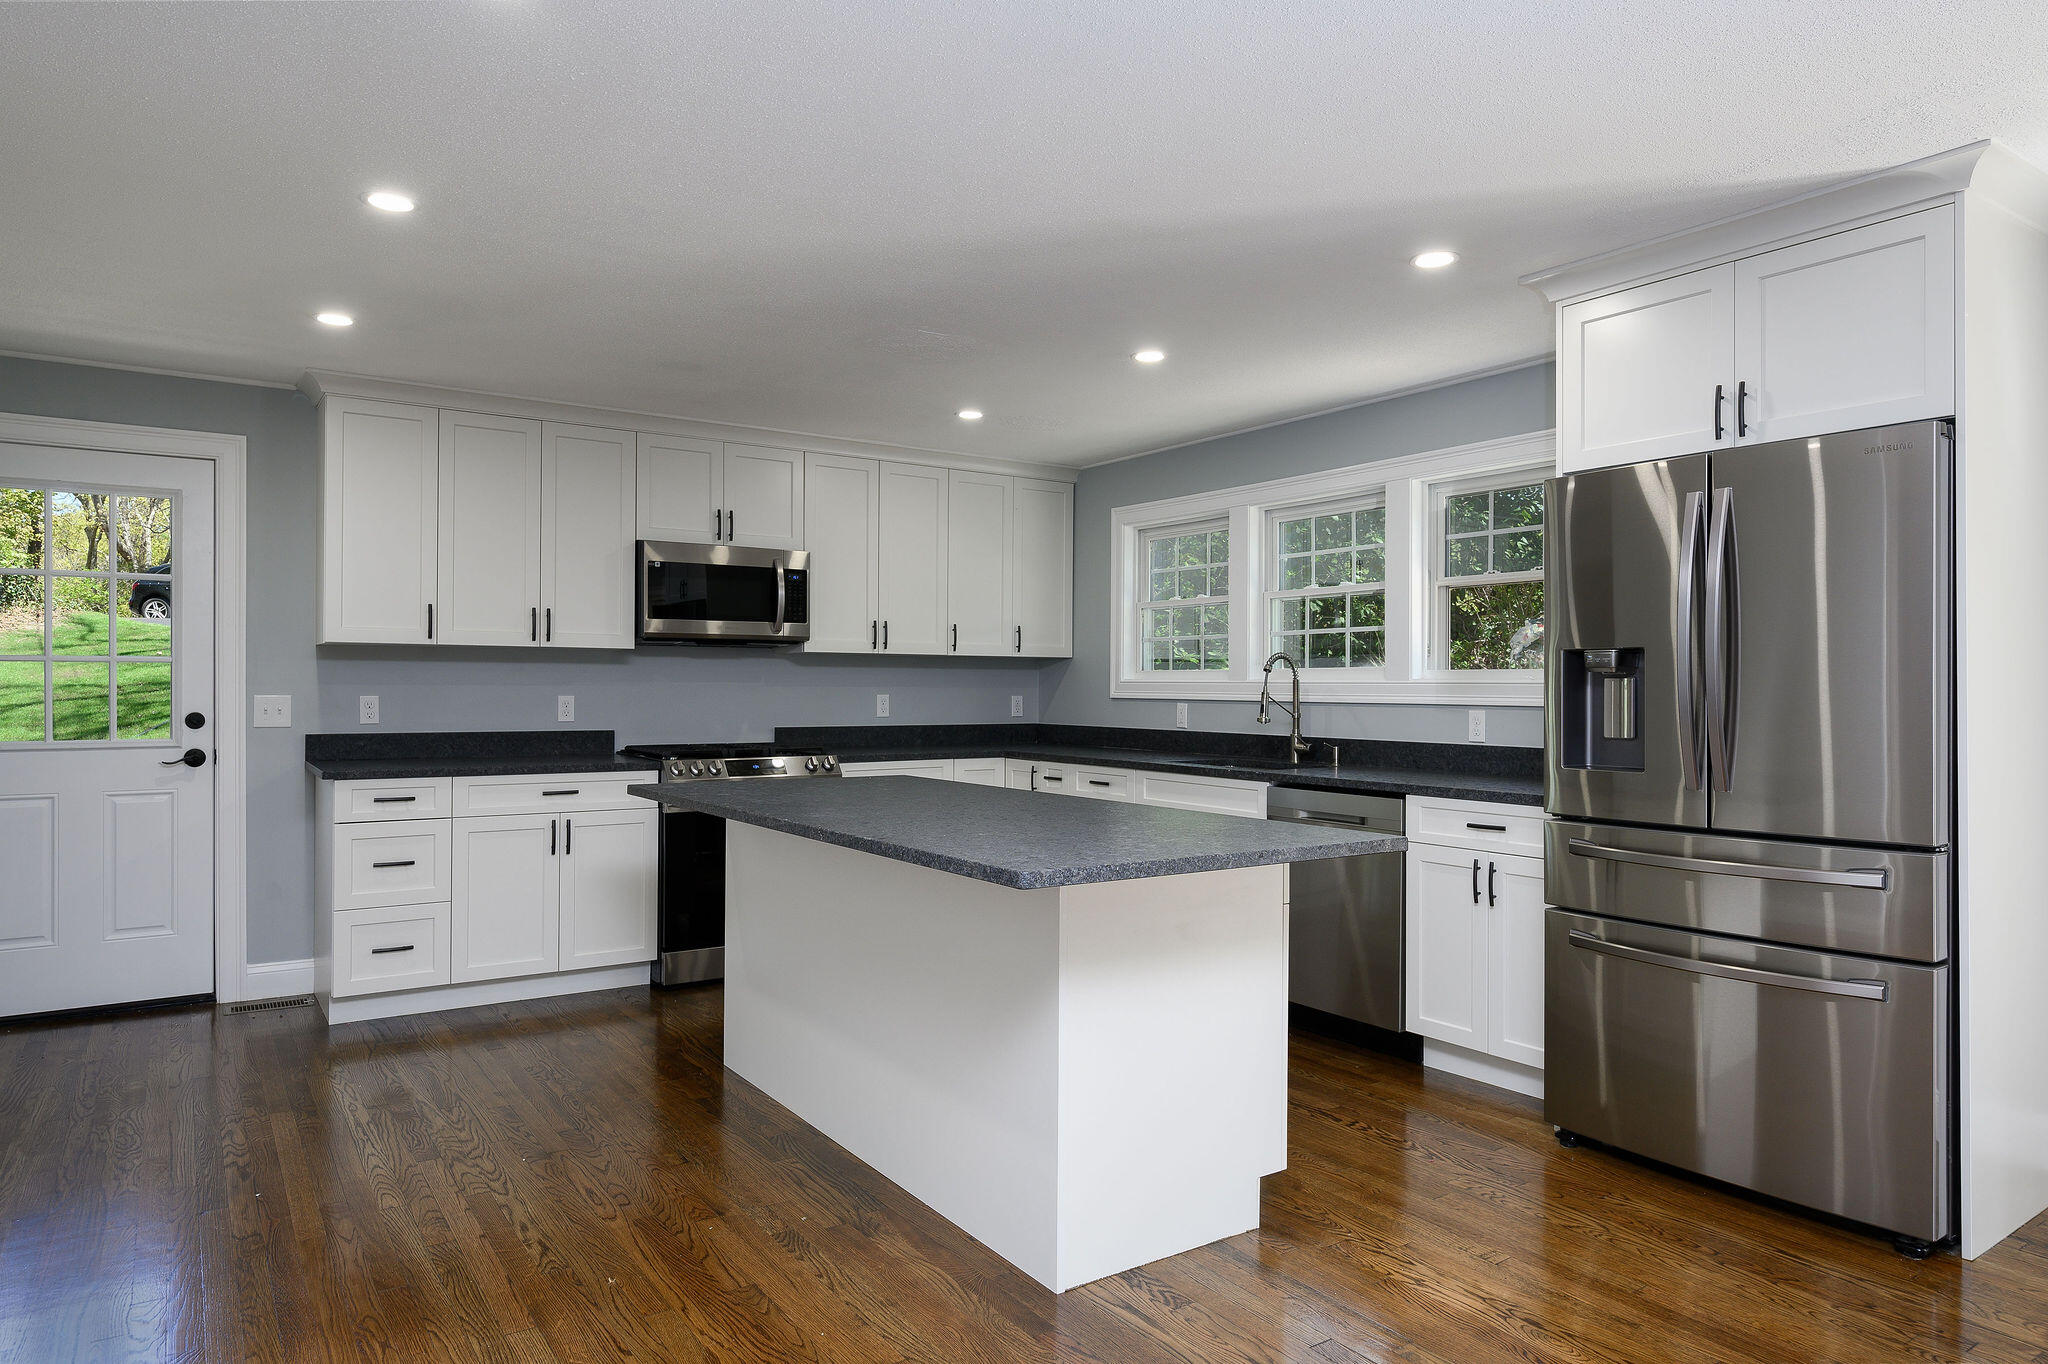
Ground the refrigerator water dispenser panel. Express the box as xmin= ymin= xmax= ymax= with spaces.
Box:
xmin=1560 ymin=647 xmax=1645 ymax=770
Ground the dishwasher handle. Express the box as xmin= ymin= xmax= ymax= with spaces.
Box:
xmin=1267 ymin=808 xmax=1396 ymax=832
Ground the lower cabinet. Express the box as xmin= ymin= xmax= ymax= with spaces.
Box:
xmin=451 ymin=813 xmax=563 ymax=983
xmin=952 ymin=757 xmax=1004 ymax=787
xmin=560 ymin=807 xmax=662 ymax=970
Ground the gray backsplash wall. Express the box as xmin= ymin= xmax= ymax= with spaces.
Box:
xmin=0 ymin=355 xmax=1044 ymax=964
xmin=1040 ymin=362 xmax=1556 ymax=747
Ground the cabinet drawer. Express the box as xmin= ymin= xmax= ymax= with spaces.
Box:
xmin=1030 ymin=763 xmax=1075 ymax=795
xmin=333 ymin=902 xmax=451 ymax=998
xmin=1407 ymin=797 xmax=1544 ymax=856
xmin=1134 ymin=771 xmax=1267 ymax=819
xmin=1072 ymin=766 xmax=1134 ymax=800
xmin=332 ymin=819 xmax=452 ymax=911
xmin=451 ymin=771 xmax=655 ymax=816
xmin=333 ymin=777 xmax=452 ymax=822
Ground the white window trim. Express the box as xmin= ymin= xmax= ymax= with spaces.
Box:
xmin=1109 ymin=428 xmax=1554 ymax=705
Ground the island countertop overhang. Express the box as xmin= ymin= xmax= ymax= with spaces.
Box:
xmin=630 ymin=776 xmax=1404 ymax=890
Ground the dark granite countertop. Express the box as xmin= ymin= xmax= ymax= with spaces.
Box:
xmin=306 ymin=730 xmax=654 ymax=781
xmin=629 ymin=776 xmax=1405 ymax=889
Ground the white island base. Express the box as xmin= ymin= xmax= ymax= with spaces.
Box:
xmin=724 ymin=823 xmax=1288 ymax=1292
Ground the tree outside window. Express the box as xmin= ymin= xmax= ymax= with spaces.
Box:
xmin=1436 ymin=480 xmax=1544 ymax=670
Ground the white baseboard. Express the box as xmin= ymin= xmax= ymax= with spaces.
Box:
xmin=318 ymin=963 xmax=650 ymax=1025
xmin=241 ymin=958 xmax=315 ymax=1000
xmin=1421 ymin=1039 xmax=1545 ymax=1100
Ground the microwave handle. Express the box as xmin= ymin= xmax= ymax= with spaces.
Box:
xmin=773 ymin=559 xmax=787 ymax=632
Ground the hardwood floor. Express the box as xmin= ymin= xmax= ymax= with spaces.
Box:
xmin=3 ymin=986 xmax=2046 ymax=1364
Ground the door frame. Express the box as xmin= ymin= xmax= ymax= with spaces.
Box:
xmin=0 ymin=409 xmax=251 ymax=1002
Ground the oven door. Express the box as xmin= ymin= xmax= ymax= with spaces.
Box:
xmin=640 ymin=541 xmax=810 ymax=643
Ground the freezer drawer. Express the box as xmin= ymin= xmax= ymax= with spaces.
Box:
xmin=1546 ymin=820 xmax=1949 ymax=962
xmin=1545 ymin=910 xmax=1950 ymax=1242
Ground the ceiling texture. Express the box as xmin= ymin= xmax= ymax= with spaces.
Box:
xmin=4 ymin=1 xmax=2048 ymax=467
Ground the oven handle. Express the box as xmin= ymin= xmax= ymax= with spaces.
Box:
xmin=773 ymin=559 xmax=787 ymax=633
xmin=1566 ymin=930 xmax=1888 ymax=1001
xmin=1564 ymin=838 xmax=1889 ymax=891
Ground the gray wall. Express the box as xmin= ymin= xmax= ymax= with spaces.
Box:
xmin=1041 ymin=363 xmax=1555 ymax=747
xmin=0 ymin=355 xmax=1045 ymax=964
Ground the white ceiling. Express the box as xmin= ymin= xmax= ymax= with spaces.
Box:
xmin=4 ymin=2 xmax=2048 ymax=467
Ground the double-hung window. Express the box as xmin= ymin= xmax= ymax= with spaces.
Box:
xmin=1266 ymin=499 xmax=1385 ymax=669
xmin=1433 ymin=477 xmax=1544 ymax=670
xmin=1139 ymin=523 xmax=1230 ymax=671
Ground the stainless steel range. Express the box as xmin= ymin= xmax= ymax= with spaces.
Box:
xmin=618 ymin=743 xmax=842 ymax=984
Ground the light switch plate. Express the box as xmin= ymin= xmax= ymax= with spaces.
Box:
xmin=1011 ymin=695 xmax=1024 ymax=718
xmin=1175 ymin=702 xmax=1189 ymax=729
xmin=557 ymin=695 xmax=575 ymax=722
xmin=253 ymin=694 xmax=291 ymax=728
xmin=876 ymin=693 xmax=890 ymax=718
xmin=358 ymin=695 xmax=380 ymax=725
xmin=1466 ymin=709 xmax=1486 ymax=743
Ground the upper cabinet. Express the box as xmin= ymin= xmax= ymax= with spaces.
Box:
xmin=438 ymin=411 xmax=544 ymax=647
xmin=542 ymin=424 xmax=638 ymax=650
xmin=637 ymin=436 xmax=803 ymax=549
xmin=319 ymin=398 xmax=439 ymax=644
xmin=947 ymin=470 xmax=1011 ymax=655
xmin=1553 ymin=205 xmax=1957 ymax=473
xmin=878 ymin=461 xmax=949 ymax=656
xmin=1011 ymin=479 xmax=1074 ymax=657
xmin=803 ymin=453 xmax=883 ymax=653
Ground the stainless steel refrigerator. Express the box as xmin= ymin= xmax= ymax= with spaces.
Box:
xmin=1544 ymin=419 xmax=1953 ymax=1252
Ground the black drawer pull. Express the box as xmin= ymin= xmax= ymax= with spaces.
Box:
xmin=1041 ymin=774 xmax=1063 ymax=782
xmin=1465 ymin=822 xmax=1508 ymax=832
xmin=543 ymin=789 xmax=580 ymax=797
xmin=370 ymin=944 xmax=415 ymax=955
xmin=371 ymin=859 xmax=416 ymax=869
xmin=1088 ymin=779 xmax=1112 ymax=787
xmin=372 ymin=796 xmax=417 ymax=804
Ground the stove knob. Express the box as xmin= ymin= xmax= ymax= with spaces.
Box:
xmin=821 ymin=756 xmax=837 ymax=771
xmin=707 ymin=760 xmax=723 ymax=776
xmin=686 ymin=762 xmax=703 ymax=777
xmin=804 ymin=757 xmax=818 ymax=773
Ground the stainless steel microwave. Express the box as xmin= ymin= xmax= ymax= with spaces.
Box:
xmin=638 ymin=541 xmax=810 ymax=645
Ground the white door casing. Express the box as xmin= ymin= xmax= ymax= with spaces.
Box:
xmin=0 ymin=444 xmax=216 ymax=1017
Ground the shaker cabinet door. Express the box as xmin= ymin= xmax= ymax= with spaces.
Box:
xmin=541 ymin=423 xmax=636 ymax=649
xmin=637 ymin=433 xmax=723 ymax=542
xmin=319 ymin=398 xmax=439 ymax=643
xmin=1404 ymin=843 xmax=1489 ymax=1050
xmin=451 ymin=815 xmax=560 ymax=983
xmin=1011 ymin=478 xmax=1073 ymax=657
xmin=437 ymin=410 xmax=543 ymax=646
xmin=1485 ymin=853 xmax=1547 ymax=1070
xmin=558 ymin=807 xmax=658 ymax=971
xmin=877 ymin=461 xmax=948 ymax=655
xmin=1557 ymin=265 xmax=1734 ymax=473
xmin=721 ymin=444 xmax=805 ymax=549
xmin=802 ymin=453 xmax=882 ymax=653
xmin=946 ymin=470 xmax=1011 ymax=655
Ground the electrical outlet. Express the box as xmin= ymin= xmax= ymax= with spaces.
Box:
xmin=1011 ymin=695 xmax=1024 ymax=718
xmin=358 ymin=695 xmax=380 ymax=725
xmin=253 ymin=695 xmax=291 ymax=728
xmin=1466 ymin=709 xmax=1486 ymax=743
xmin=876 ymin=693 xmax=890 ymax=718
xmin=557 ymin=695 xmax=575 ymax=722
xmin=1175 ymin=702 xmax=1189 ymax=729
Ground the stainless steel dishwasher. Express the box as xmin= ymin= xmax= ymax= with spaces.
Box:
xmin=1268 ymin=788 xmax=1405 ymax=1032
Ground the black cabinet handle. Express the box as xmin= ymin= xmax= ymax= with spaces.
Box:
xmin=370 ymin=944 xmax=415 ymax=955
xmin=371 ymin=796 xmax=416 ymax=804
xmin=550 ymin=818 xmax=557 ymax=855
xmin=952 ymin=623 xmax=958 ymax=651
xmin=1472 ymin=858 xmax=1481 ymax=904
xmin=372 ymin=859 xmax=416 ymax=869
xmin=542 ymin=789 xmax=580 ymax=797
xmin=1713 ymin=383 xmax=1725 ymax=441
xmin=1736 ymin=380 xmax=1750 ymax=438
xmin=427 ymin=602 xmax=434 ymax=640
xmin=716 ymin=509 xmax=724 ymax=540
xmin=870 ymin=620 xmax=877 ymax=650
xmin=531 ymin=606 xmax=538 ymax=642
xmin=1487 ymin=861 xmax=1499 ymax=907
xmin=1042 ymin=773 xmax=1063 ymax=783
xmin=882 ymin=620 xmax=889 ymax=650
xmin=1029 ymin=764 xmax=1038 ymax=791
xmin=728 ymin=510 xmax=735 ymax=541
xmin=1466 ymin=822 xmax=1507 ymax=832
xmin=565 ymin=818 xmax=573 ymax=855
xmin=1015 ymin=625 xmax=1022 ymax=653
xmin=545 ymin=607 xmax=552 ymax=642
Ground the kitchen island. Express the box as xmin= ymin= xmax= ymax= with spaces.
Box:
xmin=630 ymin=775 xmax=1403 ymax=1291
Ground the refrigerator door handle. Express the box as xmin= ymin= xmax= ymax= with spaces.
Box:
xmin=1566 ymin=930 xmax=1889 ymax=1002
xmin=1677 ymin=490 xmax=1707 ymax=791
xmin=1564 ymin=837 xmax=1891 ymax=891
xmin=1705 ymin=486 xmax=1740 ymax=792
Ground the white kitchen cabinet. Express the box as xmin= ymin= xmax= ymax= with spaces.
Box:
xmin=451 ymin=813 xmax=561 ymax=983
xmin=952 ymin=757 xmax=1005 ymax=786
xmin=1732 ymin=207 xmax=1956 ymax=445
xmin=840 ymin=759 xmax=955 ymax=780
xmin=318 ymin=397 xmax=439 ymax=644
xmin=1132 ymin=770 xmax=1268 ymax=818
xmin=437 ymin=410 xmax=544 ymax=647
xmin=637 ymin=433 xmax=722 ymax=542
xmin=803 ymin=453 xmax=883 ymax=653
xmin=1011 ymin=479 xmax=1073 ymax=658
xmin=1557 ymin=265 xmax=1735 ymax=474
xmin=558 ymin=806 xmax=659 ymax=971
xmin=722 ymin=444 xmax=805 ymax=549
xmin=878 ymin=461 xmax=949 ymax=655
xmin=1405 ymin=842 xmax=1490 ymax=1053
xmin=541 ymin=423 xmax=637 ymax=649
xmin=1071 ymin=766 xmax=1133 ymax=801
xmin=947 ymin=470 xmax=1012 ymax=655
xmin=1004 ymin=758 xmax=1039 ymax=791
xmin=1486 ymin=853 xmax=1547 ymax=1069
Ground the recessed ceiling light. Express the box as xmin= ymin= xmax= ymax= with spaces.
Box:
xmin=365 ymin=190 xmax=416 ymax=213
xmin=1133 ymin=348 xmax=1166 ymax=364
xmin=1411 ymin=249 xmax=1458 ymax=270
xmin=958 ymin=409 xmax=984 ymax=421
xmin=315 ymin=311 xmax=354 ymax=327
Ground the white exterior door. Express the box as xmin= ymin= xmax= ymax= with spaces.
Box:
xmin=1011 ymin=478 xmax=1073 ymax=657
xmin=540 ymin=423 xmax=635 ymax=650
xmin=1403 ymin=842 xmax=1488 ymax=1050
xmin=721 ymin=444 xmax=804 ymax=549
xmin=878 ymin=461 xmax=947 ymax=655
xmin=1733 ymin=206 xmax=1957 ymax=444
xmin=319 ymin=397 xmax=436 ymax=643
xmin=451 ymin=813 xmax=560 ymax=982
xmin=558 ymin=806 xmax=658 ymax=970
xmin=1557 ymin=264 xmax=1735 ymax=473
xmin=802 ymin=453 xmax=881 ymax=653
xmin=1485 ymin=853 xmax=1547 ymax=1069
xmin=0 ymin=445 xmax=215 ymax=1017
xmin=946 ymin=470 xmax=1010 ymax=655
xmin=636 ymin=433 xmax=722 ymax=543
xmin=437 ymin=410 xmax=542 ymax=646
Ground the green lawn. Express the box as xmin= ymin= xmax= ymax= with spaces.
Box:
xmin=0 ymin=610 xmax=172 ymax=741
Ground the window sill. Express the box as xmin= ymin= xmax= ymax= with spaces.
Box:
xmin=1110 ymin=674 xmax=1544 ymax=707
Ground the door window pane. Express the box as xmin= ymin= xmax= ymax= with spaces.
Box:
xmin=50 ymin=577 xmax=112 ymax=655
xmin=112 ymin=495 xmax=173 ymax=573
xmin=0 ymin=576 xmax=44 ymax=655
xmin=116 ymin=660 xmax=172 ymax=739
xmin=52 ymin=660 xmax=110 ymax=741
xmin=118 ymin=579 xmax=173 ymax=654
xmin=1 ymin=487 xmax=43 ymax=570
xmin=0 ymin=660 xmax=44 ymax=741
xmin=48 ymin=491 xmax=113 ymax=571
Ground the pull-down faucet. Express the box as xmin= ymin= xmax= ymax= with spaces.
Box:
xmin=1257 ymin=652 xmax=1314 ymax=764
